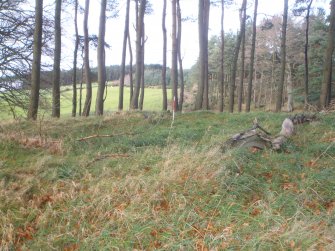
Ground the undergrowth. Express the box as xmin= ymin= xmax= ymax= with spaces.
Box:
xmin=0 ymin=111 xmax=334 ymax=250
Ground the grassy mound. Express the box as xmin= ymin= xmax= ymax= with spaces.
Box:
xmin=0 ymin=111 xmax=334 ymax=250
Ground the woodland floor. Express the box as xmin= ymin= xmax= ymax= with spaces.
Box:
xmin=0 ymin=111 xmax=334 ymax=250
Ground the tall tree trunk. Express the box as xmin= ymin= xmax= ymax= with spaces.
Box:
xmin=229 ymin=0 xmax=247 ymax=113
xmin=195 ymin=0 xmax=205 ymax=110
xmin=52 ymin=0 xmax=61 ymax=118
xmin=171 ymin=0 xmax=179 ymax=111
xmin=253 ymin=64 xmax=258 ymax=107
xmin=275 ymin=0 xmax=288 ymax=112
xmin=287 ymin=63 xmax=293 ymax=112
xmin=95 ymin=0 xmax=107 ymax=115
xmin=79 ymin=61 xmax=84 ymax=116
xmin=257 ymin=70 xmax=264 ymax=108
xmin=320 ymin=0 xmax=335 ymax=108
xmin=28 ymin=0 xmax=43 ymax=120
xmin=304 ymin=0 xmax=313 ymax=108
xmin=225 ymin=65 xmax=231 ymax=98
xmin=177 ymin=0 xmax=184 ymax=111
xmin=328 ymin=59 xmax=333 ymax=104
xmin=131 ymin=0 xmax=145 ymax=109
xmin=238 ymin=4 xmax=246 ymax=113
xmin=195 ymin=0 xmax=210 ymax=110
xmin=162 ymin=0 xmax=168 ymax=111
xmin=139 ymin=25 xmax=145 ymax=110
xmin=203 ymin=0 xmax=210 ymax=109
xmin=128 ymin=30 xmax=134 ymax=106
xmin=219 ymin=0 xmax=225 ymax=112
xmin=72 ymin=0 xmax=79 ymax=117
xmin=82 ymin=0 xmax=92 ymax=116
xmin=119 ymin=0 xmax=130 ymax=111
xmin=269 ymin=53 xmax=276 ymax=109
xmin=246 ymin=0 xmax=258 ymax=112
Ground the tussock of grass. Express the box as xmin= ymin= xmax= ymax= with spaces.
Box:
xmin=0 ymin=111 xmax=334 ymax=250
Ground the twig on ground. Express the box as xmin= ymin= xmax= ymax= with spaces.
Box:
xmin=77 ymin=132 xmax=134 ymax=142
xmin=311 ymin=141 xmax=335 ymax=164
xmin=254 ymin=123 xmax=271 ymax=135
xmin=77 ymin=134 xmax=115 ymax=141
xmin=85 ymin=153 xmax=130 ymax=167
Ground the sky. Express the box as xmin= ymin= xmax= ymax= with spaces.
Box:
xmin=41 ymin=0 xmax=328 ymax=70
xmin=79 ymin=0 xmax=284 ymax=69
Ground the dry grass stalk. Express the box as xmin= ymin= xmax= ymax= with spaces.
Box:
xmin=0 ymin=132 xmax=63 ymax=154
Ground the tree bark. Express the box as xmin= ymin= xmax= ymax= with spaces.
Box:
xmin=72 ymin=0 xmax=79 ymax=117
xmin=246 ymin=0 xmax=258 ymax=112
xmin=229 ymin=0 xmax=247 ymax=113
xmin=162 ymin=0 xmax=168 ymax=111
xmin=52 ymin=0 xmax=61 ymax=118
xmin=320 ymin=0 xmax=335 ymax=108
xmin=287 ymin=63 xmax=293 ymax=112
xmin=79 ymin=62 xmax=84 ymax=116
xmin=171 ymin=0 xmax=179 ymax=111
xmin=119 ymin=0 xmax=130 ymax=111
xmin=327 ymin=60 xmax=333 ymax=104
xmin=275 ymin=0 xmax=288 ymax=112
xmin=131 ymin=0 xmax=146 ymax=109
xmin=128 ymin=30 xmax=134 ymax=106
xmin=238 ymin=4 xmax=246 ymax=113
xmin=256 ymin=70 xmax=264 ymax=108
xmin=195 ymin=0 xmax=210 ymax=110
xmin=28 ymin=0 xmax=43 ymax=120
xmin=177 ymin=0 xmax=184 ymax=111
xmin=270 ymin=53 xmax=275 ymax=108
xmin=139 ymin=25 xmax=145 ymax=110
xmin=203 ymin=0 xmax=210 ymax=110
xmin=82 ymin=0 xmax=92 ymax=116
xmin=195 ymin=0 xmax=204 ymax=110
xmin=219 ymin=0 xmax=225 ymax=112
xmin=95 ymin=0 xmax=107 ymax=115
xmin=304 ymin=0 xmax=313 ymax=108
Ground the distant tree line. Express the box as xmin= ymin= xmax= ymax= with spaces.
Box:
xmin=53 ymin=64 xmax=176 ymax=87
xmin=6 ymin=63 xmax=189 ymax=91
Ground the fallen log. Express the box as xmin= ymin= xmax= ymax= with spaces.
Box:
xmin=223 ymin=114 xmax=317 ymax=151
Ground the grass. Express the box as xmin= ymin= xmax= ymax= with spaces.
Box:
xmin=0 ymin=85 xmax=171 ymax=120
xmin=0 ymin=111 xmax=334 ymax=250
xmin=60 ymin=85 xmax=171 ymax=115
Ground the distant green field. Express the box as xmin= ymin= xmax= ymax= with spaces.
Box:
xmin=0 ymin=85 xmax=172 ymax=120
xmin=61 ymin=84 xmax=172 ymax=115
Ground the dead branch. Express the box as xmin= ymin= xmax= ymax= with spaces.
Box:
xmin=94 ymin=153 xmax=129 ymax=160
xmin=77 ymin=134 xmax=114 ymax=141
xmin=77 ymin=132 xmax=134 ymax=142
